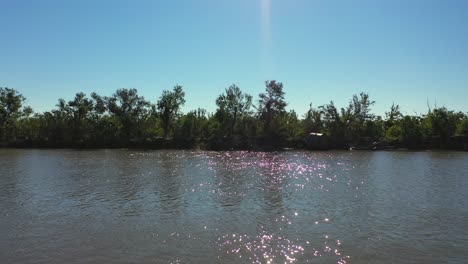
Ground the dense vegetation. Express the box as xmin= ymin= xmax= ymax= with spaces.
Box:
xmin=1 ymin=83 xmax=467 ymax=150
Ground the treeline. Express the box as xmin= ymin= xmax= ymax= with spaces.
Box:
xmin=1 ymin=82 xmax=467 ymax=150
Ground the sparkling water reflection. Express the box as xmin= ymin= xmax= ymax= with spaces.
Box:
xmin=1 ymin=149 xmax=468 ymax=263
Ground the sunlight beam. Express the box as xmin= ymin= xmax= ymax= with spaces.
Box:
xmin=260 ymin=0 xmax=273 ymax=76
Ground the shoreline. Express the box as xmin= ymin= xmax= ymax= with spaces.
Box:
xmin=1 ymin=146 xmax=466 ymax=152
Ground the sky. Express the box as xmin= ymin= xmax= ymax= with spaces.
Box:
xmin=1 ymin=0 xmax=468 ymax=116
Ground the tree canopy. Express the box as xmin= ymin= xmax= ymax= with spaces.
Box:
xmin=0 ymin=83 xmax=467 ymax=150
xmin=157 ymin=85 xmax=186 ymax=138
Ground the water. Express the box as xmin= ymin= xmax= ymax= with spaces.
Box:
xmin=1 ymin=149 xmax=467 ymax=263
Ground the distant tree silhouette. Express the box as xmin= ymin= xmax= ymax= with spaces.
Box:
xmin=106 ymin=88 xmax=151 ymax=140
xmin=258 ymin=80 xmax=287 ymax=140
xmin=157 ymin=85 xmax=185 ymax=138
xmin=0 ymin=83 xmax=467 ymax=150
xmin=215 ymin=84 xmax=252 ymax=137
xmin=0 ymin=87 xmax=30 ymax=141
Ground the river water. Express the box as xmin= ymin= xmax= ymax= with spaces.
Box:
xmin=1 ymin=149 xmax=467 ymax=263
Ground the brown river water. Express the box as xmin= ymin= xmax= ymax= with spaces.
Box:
xmin=1 ymin=149 xmax=467 ymax=263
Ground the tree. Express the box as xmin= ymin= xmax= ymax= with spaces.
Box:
xmin=400 ymin=115 xmax=423 ymax=147
xmin=320 ymin=101 xmax=345 ymax=147
xmin=157 ymin=85 xmax=186 ymax=138
xmin=258 ymin=80 xmax=287 ymax=136
xmin=279 ymin=110 xmax=302 ymax=143
xmin=342 ymin=92 xmax=376 ymax=142
xmin=422 ymin=107 xmax=463 ymax=144
xmin=67 ymin=92 xmax=94 ymax=142
xmin=106 ymin=88 xmax=151 ymax=139
xmin=456 ymin=116 xmax=468 ymax=136
xmin=351 ymin=92 xmax=375 ymax=124
xmin=215 ymin=84 xmax=252 ymax=136
xmin=385 ymin=124 xmax=402 ymax=142
xmin=0 ymin=87 xmax=29 ymax=141
xmin=386 ymin=103 xmax=402 ymax=123
xmin=303 ymin=104 xmax=322 ymax=134
xmin=384 ymin=103 xmax=402 ymax=132
xmin=90 ymin=92 xmax=107 ymax=119
xmin=1 ymin=84 xmax=467 ymax=150
xmin=174 ymin=108 xmax=208 ymax=148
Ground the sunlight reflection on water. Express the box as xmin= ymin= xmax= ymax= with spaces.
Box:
xmin=1 ymin=149 xmax=468 ymax=263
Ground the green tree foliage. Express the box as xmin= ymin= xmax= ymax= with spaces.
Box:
xmin=303 ymin=104 xmax=323 ymax=135
xmin=320 ymin=101 xmax=345 ymax=147
xmin=278 ymin=110 xmax=302 ymax=144
xmin=0 ymin=87 xmax=31 ymax=141
xmin=423 ymin=107 xmax=463 ymax=142
xmin=106 ymin=88 xmax=151 ymax=140
xmin=385 ymin=104 xmax=402 ymax=126
xmin=67 ymin=92 xmax=94 ymax=142
xmin=385 ymin=124 xmax=402 ymax=142
xmin=215 ymin=84 xmax=252 ymax=138
xmin=400 ymin=115 xmax=423 ymax=147
xmin=258 ymin=80 xmax=287 ymax=138
xmin=174 ymin=108 xmax=208 ymax=148
xmin=341 ymin=92 xmax=376 ymax=143
xmin=456 ymin=117 xmax=468 ymax=136
xmin=87 ymin=92 xmax=121 ymax=145
xmin=1 ymin=84 xmax=467 ymax=150
xmin=157 ymin=85 xmax=186 ymax=138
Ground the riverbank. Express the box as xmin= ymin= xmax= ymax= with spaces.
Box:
xmin=2 ymin=134 xmax=467 ymax=151
xmin=1 ymin=143 xmax=467 ymax=151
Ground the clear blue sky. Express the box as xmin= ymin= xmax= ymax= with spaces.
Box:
xmin=1 ymin=0 xmax=467 ymax=116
